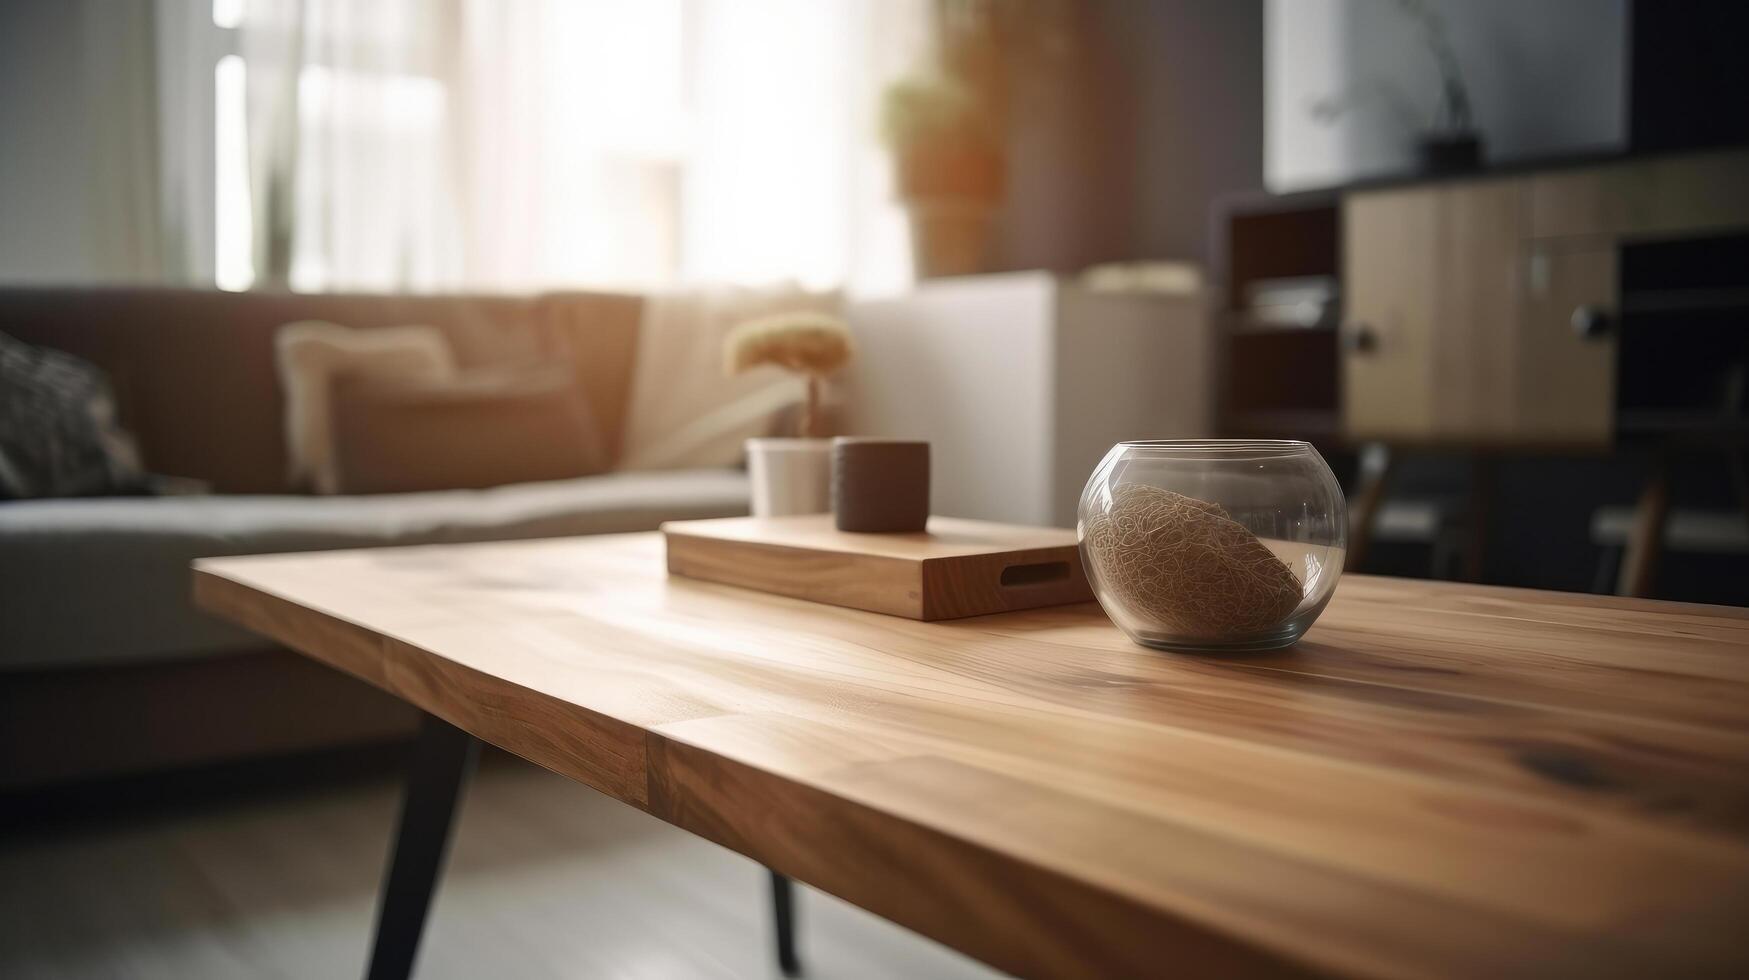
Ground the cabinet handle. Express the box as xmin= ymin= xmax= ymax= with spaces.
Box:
xmin=1570 ymin=305 xmax=1614 ymax=340
xmin=1342 ymin=323 xmax=1378 ymax=354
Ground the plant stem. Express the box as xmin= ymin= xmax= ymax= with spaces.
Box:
xmin=804 ymin=376 xmax=822 ymax=439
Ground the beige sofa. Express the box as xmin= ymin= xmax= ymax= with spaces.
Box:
xmin=0 ymin=287 xmax=750 ymax=787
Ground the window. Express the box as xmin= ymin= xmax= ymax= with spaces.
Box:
xmin=213 ymin=4 xmax=249 ymax=290
xmin=214 ymin=53 xmax=252 ymax=290
xmin=201 ymin=0 xmax=918 ymax=294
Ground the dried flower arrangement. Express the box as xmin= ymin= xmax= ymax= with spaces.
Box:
xmin=724 ymin=312 xmax=855 ymax=439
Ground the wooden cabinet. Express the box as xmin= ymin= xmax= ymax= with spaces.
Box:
xmin=1341 ymin=149 xmax=1749 ymax=448
xmin=1529 ymin=150 xmax=1749 ymax=240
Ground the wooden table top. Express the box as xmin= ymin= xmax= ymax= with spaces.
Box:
xmin=193 ymin=533 xmax=1749 ymax=979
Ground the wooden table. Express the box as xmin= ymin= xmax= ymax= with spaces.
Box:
xmin=193 ymin=533 xmax=1749 ymax=979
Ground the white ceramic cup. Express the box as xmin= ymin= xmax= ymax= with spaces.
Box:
xmin=745 ymin=438 xmax=832 ymax=517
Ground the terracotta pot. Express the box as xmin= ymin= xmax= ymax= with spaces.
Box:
xmin=904 ymin=199 xmax=996 ymax=279
xmin=893 ymin=140 xmax=1002 ymax=278
xmin=895 ymin=141 xmax=1004 ymax=201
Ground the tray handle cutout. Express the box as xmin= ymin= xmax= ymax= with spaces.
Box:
xmin=1000 ymin=561 xmax=1071 ymax=588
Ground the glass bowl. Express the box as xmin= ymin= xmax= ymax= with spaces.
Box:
xmin=1077 ymin=440 xmax=1346 ymax=652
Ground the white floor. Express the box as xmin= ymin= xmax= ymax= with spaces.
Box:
xmin=0 ymin=756 xmax=1001 ymax=980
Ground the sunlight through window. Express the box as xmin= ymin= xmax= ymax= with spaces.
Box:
xmin=214 ymin=54 xmax=254 ymax=292
xmin=212 ymin=0 xmax=244 ymax=30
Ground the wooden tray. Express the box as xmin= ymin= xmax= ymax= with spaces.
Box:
xmin=662 ymin=515 xmax=1093 ymax=621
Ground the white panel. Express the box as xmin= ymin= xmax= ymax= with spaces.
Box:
xmin=843 ymin=273 xmax=1057 ymax=525
xmin=1051 ymin=287 xmax=1212 ymax=528
xmin=845 ymin=273 xmax=1214 ymax=529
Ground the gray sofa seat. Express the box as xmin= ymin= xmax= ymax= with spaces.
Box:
xmin=0 ymin=468 xmax=748 ymax=670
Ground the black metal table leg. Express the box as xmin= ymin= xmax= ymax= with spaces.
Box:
xmin=366 ymin=712 xmax=480 ymax=980
xmin=770 ymin=869 xmax=801 ymax=976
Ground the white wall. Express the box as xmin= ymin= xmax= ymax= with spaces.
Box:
xmin=984 ymin=0 xmax=1265 ymax=272
xmin=1094 ymin=0 xmax=1264 ymax=265
xmin=0 ymin=0 xmax=172 ymax=285
xmin=0 ymin=2 xmax=97 ymax=282
xmin=1265 ymin=0 xmax=1627 ymax=191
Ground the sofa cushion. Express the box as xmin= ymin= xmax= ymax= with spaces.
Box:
xmin=275 ymin=320 xmax=458 ymax=493
xmin=0 ymin=469 xmax=748 ymax=670
xmin=330 ymin=365 xmax=607 ymax=495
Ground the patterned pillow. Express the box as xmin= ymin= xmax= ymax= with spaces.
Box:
xmin=0 ymin=331 xmax=147 ymax=499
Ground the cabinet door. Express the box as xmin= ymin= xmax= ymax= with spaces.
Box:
xmin=1517 ymin=243 xmax=1616 ymax=446
xmin=1341 ymin=188 xmax=1439 ymax=440
xmin=1342 ymin=181 xmax=1523 ymax=443
xmin=1426 ymin=181 xmax=1524 ymax=441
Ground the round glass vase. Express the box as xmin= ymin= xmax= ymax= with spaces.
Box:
xmin=1077 ymin=440 xmax=1346 ymax=652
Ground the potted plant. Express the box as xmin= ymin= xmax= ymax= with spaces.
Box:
xmin=725 ymin=312 xmax=855 ymax=517
xmin=880 ymin=73 xmax=1005 ymax=278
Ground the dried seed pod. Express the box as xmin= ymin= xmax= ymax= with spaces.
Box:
xmin=1084 ymin=484 xmax=1302 ymax=641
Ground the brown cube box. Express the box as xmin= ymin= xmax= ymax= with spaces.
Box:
xmin=832 ymin=437 xmax=930 ymax=533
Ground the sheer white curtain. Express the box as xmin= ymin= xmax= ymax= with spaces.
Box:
xmin=232 ymin=0 xmax=924 ymax=294
xmin=241 ymin=0 xmax=466 ymax=290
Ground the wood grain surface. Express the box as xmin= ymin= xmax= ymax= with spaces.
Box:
xmin=663 ymin=515 xmax=1091 ymax=620
xmin=193 ymin=534 xmax=1749 ymax=979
